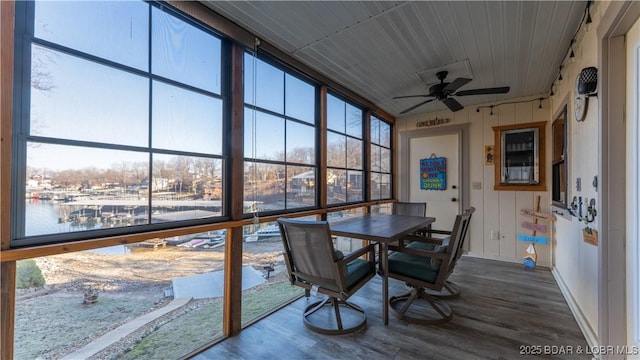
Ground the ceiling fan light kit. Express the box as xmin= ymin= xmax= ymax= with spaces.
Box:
xmin=394 ymin=71 xmax=510 ymax=114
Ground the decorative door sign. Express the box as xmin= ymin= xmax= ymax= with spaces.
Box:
xmin=420 ymin=155 xmax=446 ymax=190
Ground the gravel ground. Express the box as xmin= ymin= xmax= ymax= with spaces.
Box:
xmin=15 ymin=240 xmax=286 ymax=360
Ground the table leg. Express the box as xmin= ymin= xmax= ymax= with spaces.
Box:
xmin=380 ymin=242 xmax=388 ymax=325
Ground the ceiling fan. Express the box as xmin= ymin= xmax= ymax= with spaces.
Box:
xmin=394 ymin=71 xmax=510 ymax=114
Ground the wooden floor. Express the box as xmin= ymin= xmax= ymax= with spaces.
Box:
xmin=193 ymin=257 xmax=589 ymax=360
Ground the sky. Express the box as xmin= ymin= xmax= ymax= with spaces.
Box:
xmin=26 ymin=1 xmax=388 ymax=173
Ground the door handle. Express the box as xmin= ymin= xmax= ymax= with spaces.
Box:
xmin=451 ymin=198 xmax=457 ymax=202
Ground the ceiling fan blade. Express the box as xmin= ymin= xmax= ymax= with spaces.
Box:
xmin=442 ymin=97 xmax=464 ymax=112
xmin=444 ymin=78 xmax=472 ymax=93
xmin=399 ymin=98 xmax=436 ymax=114
xmin=455 ymin=86 xmax=510 ymax=96
xmin=392 ymin=94 xmax=430 ymax=99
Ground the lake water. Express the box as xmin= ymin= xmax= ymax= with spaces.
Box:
xmin=25 ymin=200 xmax=129 ymax=255
xmin=25 ymin=200 xmax=103 ymax=236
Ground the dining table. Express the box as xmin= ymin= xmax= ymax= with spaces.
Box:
xmin=329 ymin=213 xmax=436 ymax=325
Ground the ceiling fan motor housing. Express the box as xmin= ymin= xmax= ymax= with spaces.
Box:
xmin=430 ymin=83 xmax=449 ymax=99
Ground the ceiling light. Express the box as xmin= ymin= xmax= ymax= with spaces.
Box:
xmin=585 ymin=2 xmax=593 ymax=31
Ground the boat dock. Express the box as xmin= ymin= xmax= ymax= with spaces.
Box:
xmin=135 ymin=238 xmax=167 ymax=249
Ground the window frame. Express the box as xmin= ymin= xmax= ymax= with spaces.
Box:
xmin=325 ymin=92 xmax=365 ymax=206
xmin=369 ymin=115 xmax=393 ymax=201
xmin=242 ymin=51 xmax=320 ymax=217
xmin=492 ymin=121 xmax=547 ymax=192
xmin=11 ymin=1 xmax=229 ymax=246
xmin=9 ymin=0 xmax=393 ymax=248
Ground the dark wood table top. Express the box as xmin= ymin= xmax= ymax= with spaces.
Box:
xmin=329 ymin=213 xmax=435 ymax=243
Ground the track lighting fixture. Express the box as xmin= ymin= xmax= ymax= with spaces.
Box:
xmin=569 ymin=47 xmax=575 ymax=62
xmin=569 ymin=39 xmax=575 ymax=63
xmin=552 ymin=1 xmax=592 ymax=96
xmin=476 ymin=96 xmax=551 ymax=114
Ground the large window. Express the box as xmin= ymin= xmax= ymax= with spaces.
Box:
xmin=15 ymin=2 xmax=225 ymax=245
xmin=243 ymin=53 xmax=317 ymax=214
xmin=326 ymin=94 xmax=363 ymax=204
xmin=370 ymin=115 xmax=392 ymax=200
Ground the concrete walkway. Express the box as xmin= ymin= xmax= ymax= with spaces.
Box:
xmin=62 ymin=297 xmax=192 ymax=360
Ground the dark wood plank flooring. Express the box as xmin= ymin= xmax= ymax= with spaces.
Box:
xmin=193 ymin=257 xmax=589 ymax=360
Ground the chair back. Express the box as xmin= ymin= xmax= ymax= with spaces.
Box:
xmin=435 ymin=208 xmax=474 ymax=286
xmin=392 ymin=202 xmax=426 ymax=217
xmin=277 ymin=218 xmax=343 ymax=292
xmin=451 ymin=207 xmax=475 ymax=266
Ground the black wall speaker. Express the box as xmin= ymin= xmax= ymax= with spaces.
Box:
xmin=578 ymin=67 xmax=597 ymax=95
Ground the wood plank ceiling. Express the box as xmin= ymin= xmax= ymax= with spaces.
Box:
xmin=200 ymin=1 xmax=586 ymax=117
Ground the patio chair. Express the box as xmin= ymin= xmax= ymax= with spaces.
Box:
xmin=277 ymin=218 xmax=377 ymax=335
xmin=392 ymin=202 xmax=430 ymax=244
xmin=386 ymin=207 xmax=474 ymax=324
xmin=392 ymin=201 xmax=426 ymax=217
xmin=403 ymin=207 xmax=475 ymax=298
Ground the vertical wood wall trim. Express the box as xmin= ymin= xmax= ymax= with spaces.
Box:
xmin=319 ymin=86 xmax=328 ymax=212
xmin=1 ymin=262 xmax=16 ymax=360
xmin=364 ymin=111 xmax=372 ymax=203
xmin=1 ymin=0 xmax=14 ymax=250
xmin=224 ymin=43 xmax=245 ymax=336
xmin=1 ymin=1 xmax=15 ymax=358
xmin=392 ymin=120 xmax=399 ymax=201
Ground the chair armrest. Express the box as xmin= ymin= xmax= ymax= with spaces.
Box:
xmin=401 ymin=234 xmax=446 ymax=245
xmin=388 ymin=244 xmax=449 ymax=260
xmin=429 ymin=229 xmax=452 ymax=235
xmin=340 ymin=243 xmax=376 ymax=263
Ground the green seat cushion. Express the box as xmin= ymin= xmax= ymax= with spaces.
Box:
xmin=406 ymin=236 xmax=450 ymax=270
xmin=344 ymin=258 xmax=374 ymax=291
xmin=388 ymin=251 xmax=439 ymax=283
xmin=406 ymin=236 xmax=450 ymax=250
xmin=429 ymin=245 xmax=447 ymax=270
xmin=317 ymin=258 xmax=373 ymax=293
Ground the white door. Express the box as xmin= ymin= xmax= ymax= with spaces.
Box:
xmin=407 ymin=133 xmax=460 ymax=231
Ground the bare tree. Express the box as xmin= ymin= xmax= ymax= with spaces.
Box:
xmin=327 ymin=139 xmax=346 ymax=168
xmin=153 ymin=159 xmax=169 ymax=192
xmin=286 ymin=147 xmax=314 ymax=164
xmin=112 ymin=161 xmax=131 ymax=192
xmin=169 ymin=156 xmax=194 ymax=194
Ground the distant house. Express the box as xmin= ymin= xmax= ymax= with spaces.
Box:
xmin=290 ymin=171 xmax=315 ymax=196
